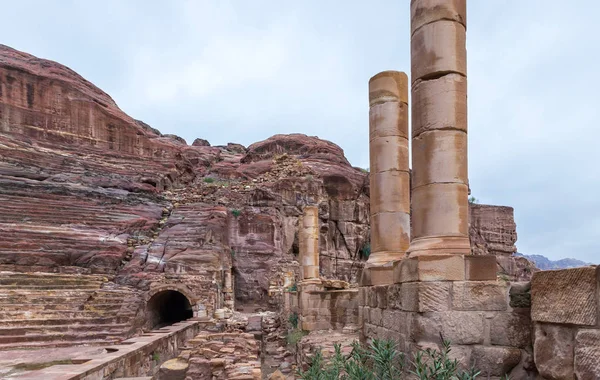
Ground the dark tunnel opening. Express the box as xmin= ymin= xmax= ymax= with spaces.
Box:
xmin=147 ymin=290 xmax=193 ymax=329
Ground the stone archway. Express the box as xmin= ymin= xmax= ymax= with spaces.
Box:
xmin=146 ymin=288 xmax=195 ymax=329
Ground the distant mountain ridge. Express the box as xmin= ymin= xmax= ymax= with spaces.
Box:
xmin=516 ymin=252 xmax=593 ymax=270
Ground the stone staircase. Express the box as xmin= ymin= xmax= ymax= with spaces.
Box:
xmin=0 ymin=271 xmax=142 ymax=350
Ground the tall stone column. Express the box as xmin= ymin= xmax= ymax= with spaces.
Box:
xmin=367 ymin=71 xmax=410 ymax=266
xmin=299 ymin=206 xmax=319 ymax=280
xmin=408 ymin=0 xmax=471 ymax=256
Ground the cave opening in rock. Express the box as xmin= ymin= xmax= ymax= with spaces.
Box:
xmin=147 ymin=290 xmax=193 ymax=329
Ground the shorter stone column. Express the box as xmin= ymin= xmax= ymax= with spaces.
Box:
xmin=299 ymin=206 xmax=320 ymax=280
xmin=367 ymin=71 xmax=410 ymax=266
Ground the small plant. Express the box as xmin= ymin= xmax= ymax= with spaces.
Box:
xmin=297 ymin=337 xmax=485 ymax=380
xmin=468 ymin=196 xmax=479 ymax=204
xmin=230 ymin=249 xmax=236 ymax=258
xmin=287 ymin=329 xmax=308 ymax=346
xmin=203 ymin=177 xmax=215 ymax=183
xmin=360 ymin=242 xmax=371 ymax=260
xmin=286 ymin=283 xmax=298 ymax=292
xmin=152 ymin=352 xmax=160 ymax=362
xmin=288 ymin=312 xmax=299 ymax=329
xmin=231 ymin=209 xmax=241 ymax=218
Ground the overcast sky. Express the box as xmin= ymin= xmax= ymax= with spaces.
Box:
xmin=2 ymin=1 xmax=598 ymax=263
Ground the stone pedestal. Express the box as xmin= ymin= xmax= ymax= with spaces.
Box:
xmin=408 ymin=0 xmax=471 ymax=258
xmin=367 ymin=71 xmax=410 ymax=267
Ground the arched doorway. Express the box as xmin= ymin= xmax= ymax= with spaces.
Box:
xmin=146 ymin=290 xmax=193 ymax=329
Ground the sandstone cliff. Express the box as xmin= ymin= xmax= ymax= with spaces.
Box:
xmin=0 ymin=44 xmax=528 ymax=311
xmin=0 ymin=45 xmax=371 ymax=311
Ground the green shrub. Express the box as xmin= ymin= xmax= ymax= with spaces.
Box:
xmin=231 ymin=209 xmax=241 ymax=217
xmin=152 ymin=352 xmax=160 ymax=362
xmin=288 ymin=312 xmax=299 ymax=329
xmin=287 ymin=329 xmax=308 ymax=346
xmin=286 ymin=283 xmax=298 ymax=292
xmin=360 ymin=242 xmax=371 ymax=260
xmin=468 ymin=196 xmax=478 ymax=204
xmin=230 ymin=249 xmax=236 ymax=258
xmin=203 ymin=177 xmax=215 ymax=183
xmin=297 ymin=338 xmax=483 ymax=380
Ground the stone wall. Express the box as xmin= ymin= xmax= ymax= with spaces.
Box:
xmin=531 ymin=266 xmax=600 ymax=379
xmin=300 ymin=288 xmax=359 ymax=332
xmin=359 ymin=280 xmax=535 ymax=378
xmin=14 ymin=320 xmax=205 ymax=379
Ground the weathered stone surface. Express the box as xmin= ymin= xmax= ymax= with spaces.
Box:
xmin=471 ymin=346 xmax=522 ymax=377
xmin=402 ymin=281 xmax=451 ymax=312
xmin=411 ymin=73 xmax=467 ymax=138
xmin=159 ymin=358 xmax=189 ymax=380
xmin=469 ymin=204 xmax=517 ymax=256
xmin=409 ymin=183 xmax=470 ymax=249
xmin=463 ymin=255 xmax=497 ymax=281
xmin=452 ymin=281 xmax=508 ymax=311
xmin=411 ymin=130 xmax=467 ymax=188
xmin=395 ymin=254 xmax=465 ymax=282
xmin=410 ymin=0 xmax=466 ymax=34
xmin=411 ymin=20 xmax=467 ymax=82
xmin=531 ymin=266 xmax=598 ymax=325
xmin=412 ymin=312 xmax=484 ymax=345
xmin=368 ymin=71 xmax=410 ymax=267
xmin=490 ymin=313 xmax=531 ymax=348
xmin=575 ymin=329 xmax=600 ymax=380
xmin=0 ymin=44 xmax=372 ymax=310
xmin=534 ymin=323 xmax=575 ymax=380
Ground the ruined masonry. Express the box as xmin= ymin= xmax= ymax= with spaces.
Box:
xmin=0 ymin=0 xmax=598 ymax=379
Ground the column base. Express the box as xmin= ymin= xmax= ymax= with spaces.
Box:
xmin=395 ymin=254 xmax=497 ymax=282
xmin=407 ymin=235 xmax=471 ymax=256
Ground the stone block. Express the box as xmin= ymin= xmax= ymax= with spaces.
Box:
xmin=447 ymin=345 xmax=472 ymax=370
xmin=387 ymin=283 xmax=403 ymax=309
xmin=159 ymin=358 xmax=189 ymax=380
xmin=372 ymin=285 xmax=389 ymax=309
xmin=246 ymin=316 xmax=262 ymax=332
xmin=441 ymin=311 xmax=484 ymax=345
xmin=369 ymin=135 xmax=409 ymax=173
xmin=411 ymin=130 xmax=467 ymax=188
xmin=410 ymin=0 xmax=466 ymax=34
xmin=575 ymin=329 xmax=600 ymax=380
xmin=370 ymin=171 xmax=410 ymax=214
xmin=369 ymin=71 xmax=409 ymax=106
xmin=370 ymin=212 xmax=411 ymax=253
xmin=411 ymin=70 xmax=467 ymax=137
xmin=395 ymin=254 xmax=465 ymax=282
xmin=534 ymin=322 xmax=575 ymax=380
xmin=410 ymin=184 xmax=470 ymax=241
xmin=531 ymin=266 xmax=598 ymax=326
xmin=402 ymin=281 xmax=451 ymax=312
xmin=370 ymin=307 xmax=383 ymax=326
xmin=411 ymin=312 xmax=484 ymax=345
xmin=471 ymin=346 xmax=522 ymax=377
xmin=382 ymin=310 xmax=411 ymax=335
xmin=464 ymin=255 xmax=497 ymax=281
xmin=452 ymin=281 xmax=508 ymax=311
xmin=361 ymin=262 xmax=398 ymax=286
xmin=490 ymin=313 xmax=532 ymax=348
xmin=411 ymin=20 xmax=466 ymax=82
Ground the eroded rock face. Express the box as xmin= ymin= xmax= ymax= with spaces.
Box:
xmin=0 ymin=44 xmax=525 ymax=314
xmin=0 ymin=45 xmax=372 ymax=312
xmin=468 ymin=204 xmax=537 ymax=281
